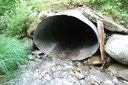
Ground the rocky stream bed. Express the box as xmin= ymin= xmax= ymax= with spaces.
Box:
xmin=6 ymin=50 xmax=128 ymax=85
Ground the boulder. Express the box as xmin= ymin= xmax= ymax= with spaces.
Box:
xmin=82 ymin=9 xmax=128 ymax=33
xmin=105 ymin=34 xmax=128 ymax=65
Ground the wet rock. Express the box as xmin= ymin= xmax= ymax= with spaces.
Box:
xmin=7 ymin=49 xmax=125 ymax=85
xmin=75 ymin=72 xmax=85 ymax=80
xmin=82 ymin=67 xmax=111 ymax=84
xmin=87 ymin=55 xmax=102 ymax=65
xmin=107 ymin=64 xmax=128 ymax=71
xmin=32 ymin=50 xmax=44 ymax=59
xmin=118 ymin=70 xmax=128 ymax=81
xmin=122 ymin=80 xmax=128 ymax=85
xmin=10 ymin=55 xmax=78 ymax=85
xmin=80 ymin=80 xmax=86 ymax=85
xmin=105 ymin=34 xmax=128 ymax=65
xmin=87 ymin=81 xmax=99 ymax=85
xmin=112 ymin=77 xmax=121 ymax=85
xmin=27 ymin=61 xmax=42 ymax=70
xmin=28 ymin=54 xmax=34 ymax=60
xmin=103 ymin=80 xmax=114 ymax=85
xmin=32 ymin=50 xmax=43 ymax=55
xmin=33 ymin=58 xmax=42 ymax=62
xmin=106 ymin=64 xmax=128 ymax=76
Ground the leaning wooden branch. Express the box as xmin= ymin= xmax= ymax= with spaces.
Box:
xmin=97 ymin=19 xmax=105 ymax=63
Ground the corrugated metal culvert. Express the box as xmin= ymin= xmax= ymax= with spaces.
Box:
xmin=33 ymin=10 xmax=99 ymax=60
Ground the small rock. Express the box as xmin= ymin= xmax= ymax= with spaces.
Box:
xmin=118 ymin=70 xmax=128 ymax=81
xmin=33 ymin=71 xmax=40 ymax=79
xmin=39 ymin=72 xmax=46 ymax=79
xmin=75 ymin=72 xmax=85 ymax=80
xmin=87 ymin=55 xmax=102 ymax=65
xmin=122 ymin=80 xmax=128 ymax=85
xmin=88 ymin=81 xmax=99 ymax=85
xmin=28 ymin=54 xmax=34 ymax=60
xmin=112 ymin=77 xmax=121 ymax=85
xmin=34 ymin=58 xmax=42 ymax=62
xmin=106 ymin=64 xmax=128 ymax=76
xmin=32 ymin=50 xmax=43 ymax=55
xmin=80 ymin=80 xmax=86 ymax=85
xmin=51 ymin=66 xmax=56 ymax=72
xmin=52 ymin=78 xmax=64 ymax=85
xmin=103 ymin=80 xmax=114 ymax=85
xmin=73 ymin=67 xmax=81 ymax=72
xmin=107 ymin=64 xmax=128 ymax=71
xmin=62 ymin=78 xmax=75 ymax=85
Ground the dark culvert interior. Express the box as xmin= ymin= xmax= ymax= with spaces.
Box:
xmin=34 ymin=15 xmax=98 ymax=55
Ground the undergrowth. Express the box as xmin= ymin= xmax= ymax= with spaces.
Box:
xmin=0 ymin=0 xmax=16 ymax=15
xmin=89 ymin=0 xmax=128 ymax=28
xmin=0 ymin=35 xmax=30 ymax=73
xmin=0 ymin=35 xmax=30 ymax=82
xmin=0 ymin=0 xmax=37 ymax=37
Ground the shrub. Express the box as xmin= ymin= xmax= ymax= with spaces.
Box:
xmin=0 ymin=0 xmax=16 ymax=15
xmin=89 ymin=0 xmax=128 ymax=27
xmin=0 ymin=1 xmax=36 ymax=37
xmin=0 ymin=35 xmax=30 ymax=74
xmin=1 ymin=3 xmax=31 ymax=36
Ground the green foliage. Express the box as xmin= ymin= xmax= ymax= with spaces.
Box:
xmin=0 ymin=35 xmax=30 ymax=74
xmin=0 ymin=1 xmax=37 ymax=37
xmin=89 ymin=0 xmax=128 ymax=27
xmin=40 ymin=0 xmax=88 ymax=11
xmin=26 ymin=0 xmax=44 ymax=12
xmin=3 ymin=5 xmax=29 ymax=36
xmin=0 ymin=0 xmax=16 ymax=15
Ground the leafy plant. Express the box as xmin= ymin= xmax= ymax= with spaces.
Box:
xmin=0 ymin=35 xmax=30 ymax=74
xmin=89 ymin=0 xmax=128 ymax=27
xmin=0 ymin=1 xmax=37 ymax=37
xmin=0 ymin=0 xmax=16 ymax=15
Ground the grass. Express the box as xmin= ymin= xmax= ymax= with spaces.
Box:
xmin=0 ymin=35 xmax=30 ymax=83
xmin=0 ymin=0 xmax=16 ymax=15
xmin=0 ymin=35 xmax=30 ymax=72
xmin=88 ymin=0 xmax=128 ymax=28
xmin=0 ymin=0 xmax=37 ymax=37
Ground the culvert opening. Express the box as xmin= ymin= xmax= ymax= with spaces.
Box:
xmin=34 ymin=14 xmax=99 ymax=60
